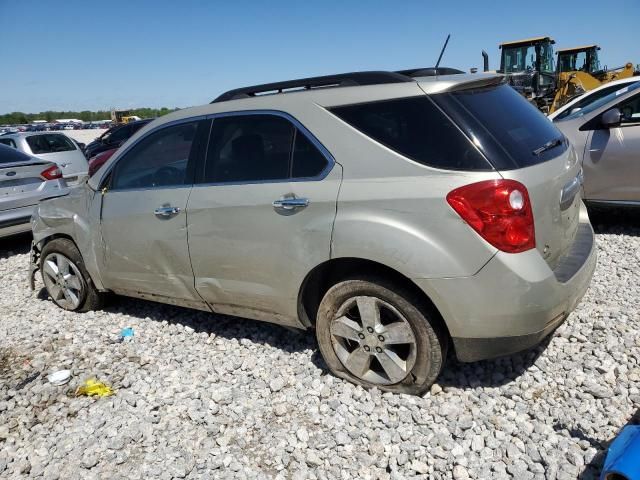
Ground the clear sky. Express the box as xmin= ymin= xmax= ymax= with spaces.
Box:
xmin=1 ymin=0 xmax=638 ymax=113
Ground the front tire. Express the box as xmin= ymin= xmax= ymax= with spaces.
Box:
xmin=315 ymin=278 xmax=446 ymax=395
xmin=40 ymin=238 xmax=103 ymax=312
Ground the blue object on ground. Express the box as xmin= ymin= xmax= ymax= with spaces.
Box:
xmin=120 ymin=327 xmax=134 ymax=338
xmin=601 ymin=425 xmax=640 ymax=480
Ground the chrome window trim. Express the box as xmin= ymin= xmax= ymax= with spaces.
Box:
xmin=98 ymin=115 xmax=207 ymax=191
xmin=194 ymin=109 xmax=335 ymax=188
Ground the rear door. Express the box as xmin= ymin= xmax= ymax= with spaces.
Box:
xmin=187 ymin=112 xmax=341 ymax=326
xmin=98 ymin=119 xmax=208 ymax=302
xmin=583 ymin=91 xmax=640 ymax=202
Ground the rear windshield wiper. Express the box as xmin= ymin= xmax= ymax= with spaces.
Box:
xmin=532 ymin=138 xmax=563 ymax=156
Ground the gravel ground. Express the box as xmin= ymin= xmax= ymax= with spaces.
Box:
xmin=0 ymin=211 xmax=638 ymax=479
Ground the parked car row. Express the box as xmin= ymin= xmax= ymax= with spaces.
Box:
xmin=0 ymin=122 xmax=114 ymax=135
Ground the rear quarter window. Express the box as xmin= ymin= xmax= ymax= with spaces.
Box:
xmin=433 ymin=83 xmax=567 ymax=169
xmin=0 ymin=138 xmax=16 ymax=148
xmin=26 ymin=134 xmax=77 ymax=154
xmin=329 ymin=96 xmax=492 ymax=171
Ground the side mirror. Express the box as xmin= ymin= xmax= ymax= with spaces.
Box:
xmin=601 ymin=108 xmax=622 ymax=128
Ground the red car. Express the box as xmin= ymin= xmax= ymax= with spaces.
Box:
xmin=88 ymin=147 xmax=118 ymax=177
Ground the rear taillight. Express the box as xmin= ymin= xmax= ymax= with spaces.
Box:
xmin=446 ymin=179 xmax=535 ymax=253
xmin=41 ymin=165 xmax=62 ymax=180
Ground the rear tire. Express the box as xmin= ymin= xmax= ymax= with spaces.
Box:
xmin=40 ymin=238 xmax=103 ymax=312
xmin=315 ymin=277 xmax=446 ymax=395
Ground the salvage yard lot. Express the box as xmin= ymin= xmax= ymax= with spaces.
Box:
xmin=0 ymin=213 xmax=638 ymax=479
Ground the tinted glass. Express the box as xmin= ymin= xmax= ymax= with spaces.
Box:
xmin=131 ymin=121 xmax=151 ymax=134
xmin=111 ymin=122 xmax=198 ymax=190
xmin=106 ymin=125 xmax=132 ymax=144
xmin=554 ymin=84 xmax=627 ymax=121
xmin=0 ymin=138 xmax=16 ymax=148
xmin=0 ymin=144 xmax=34 ymax=164
xmin=433 ymin=83 xmax=566 ymax=169
xmin=292 ymin=132 xmax=327 ymax=178
xmin=26 ymin=134 xmax=76 ymax=154
xmin=563 ymin=81 xmax=640 ymax=120
xmin=330 ymin=97 xmax=491 ymax=171
xmin=204 ymin=115 xmax=294 ymax=183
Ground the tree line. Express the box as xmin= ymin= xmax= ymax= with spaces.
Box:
xmin=0 ymin=107 xmax=180 ymax=125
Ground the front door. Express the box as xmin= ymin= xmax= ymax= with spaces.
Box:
xmin=187 ymin=112 xmax=341 ymax=326
xmin=584 ymin=92 xmax=640 ymax=203
xmin=99 ymin=119 xmax=207 ymax=303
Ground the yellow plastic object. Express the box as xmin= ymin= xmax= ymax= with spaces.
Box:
xmin=75 ymin=378 xmax=114 ymax=397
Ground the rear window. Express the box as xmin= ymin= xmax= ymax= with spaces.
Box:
xmin=330 ymin=97 xmax=492 ymax=171
xmin=432 ymin=83 xmax=567 ymax=169
xmin=0 ymin=144 xmax=34 ymax=164
xmin=26 ymin=134 xmax=77 ymax=154
xmin=0 ymin=138 xmax=16 ymax=148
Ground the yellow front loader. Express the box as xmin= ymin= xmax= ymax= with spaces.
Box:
xmin=550 ymin=45 xmax=637 ymax=113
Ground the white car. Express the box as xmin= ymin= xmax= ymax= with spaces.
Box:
xmin=0 ymin=132 xmax=88 ymax=185
xmin=549 ymin=77 xmax=640 ymax=121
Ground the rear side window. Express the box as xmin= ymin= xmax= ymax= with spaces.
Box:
xmin=330 ymin=97 xmax=492 ymax=171
xmin=203 ymin=114 xmax=329 ymax=183
xmin=204 ymin=115 xmax=293 ymax=183
xmin=26 ymin=134 xmax=77 ymax=154
xmin=0 ymin=138 xmax=16 ymax=148
xmin=433 ymin=83 xmax=567 ymax=169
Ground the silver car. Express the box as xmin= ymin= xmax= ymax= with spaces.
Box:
xmin=0 ymin=132 xmax=89 ymax=185
xmin=554 ymin=80 xmax=640 ymax=207
xmin=29 ymin=71 xmax=596 ymax=394
xmin=0 ymin=144 xmax=68 ymax=238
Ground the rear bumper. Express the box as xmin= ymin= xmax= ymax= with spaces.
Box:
xmin=0 ymin=205 xmax=36 ymax=238
xmin=415 ymin=212 xmax=597 ymax=362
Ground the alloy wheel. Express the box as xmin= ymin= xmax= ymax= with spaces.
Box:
xmin=329 ymin=296 xmax=418 ymax=385
xmin=42 ymin=252 xmax=84 ymax=310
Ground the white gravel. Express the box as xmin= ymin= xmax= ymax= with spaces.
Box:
xmin=0 ymin=212 xmax=638 ymax=479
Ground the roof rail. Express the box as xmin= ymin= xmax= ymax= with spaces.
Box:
xmin=211 ymin=71 xmax=413 ymax=103
xmin=397 ymin=67 xmax=465 ymax=77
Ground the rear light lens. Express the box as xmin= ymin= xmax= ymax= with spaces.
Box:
xmin=41 ymin=165 xmax=62 ymax=180
xmin=446 ymin=179 xmax=535 ymax=253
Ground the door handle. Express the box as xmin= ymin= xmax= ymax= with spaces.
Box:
xmin=272 ymin=197 xmax=309 ymax=210
xmin=154 ymin=206 xmax=181 ymax=217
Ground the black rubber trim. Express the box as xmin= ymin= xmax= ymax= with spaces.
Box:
xmin=553 ymin=223 xmax=594 ymax=283
xmin=212 ymin=71 xmax=413 ymax=103
xmin=453 ymin=313 xmax=567 ymax=362
xmin=0 ymin=215 xmax=31 ymax=229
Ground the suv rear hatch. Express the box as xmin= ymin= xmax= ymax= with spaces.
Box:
xmin=428 ymin=80 xmax=582 ymax=269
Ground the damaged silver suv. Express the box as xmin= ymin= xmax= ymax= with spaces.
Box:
xmin=30 ymin=70 xmax=596 ymax=395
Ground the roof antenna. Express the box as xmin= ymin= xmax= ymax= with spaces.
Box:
xmin=434 ymin=34 xmax=451 ymax=75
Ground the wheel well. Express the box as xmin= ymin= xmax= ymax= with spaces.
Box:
xmin=36 ymin=233 xmax=77 ymax=252
xmin=298 ymin=258 xmax=450 ymax=339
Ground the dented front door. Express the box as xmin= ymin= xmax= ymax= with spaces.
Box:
xmin=99 ymin=187 xmax=200 ymax=300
